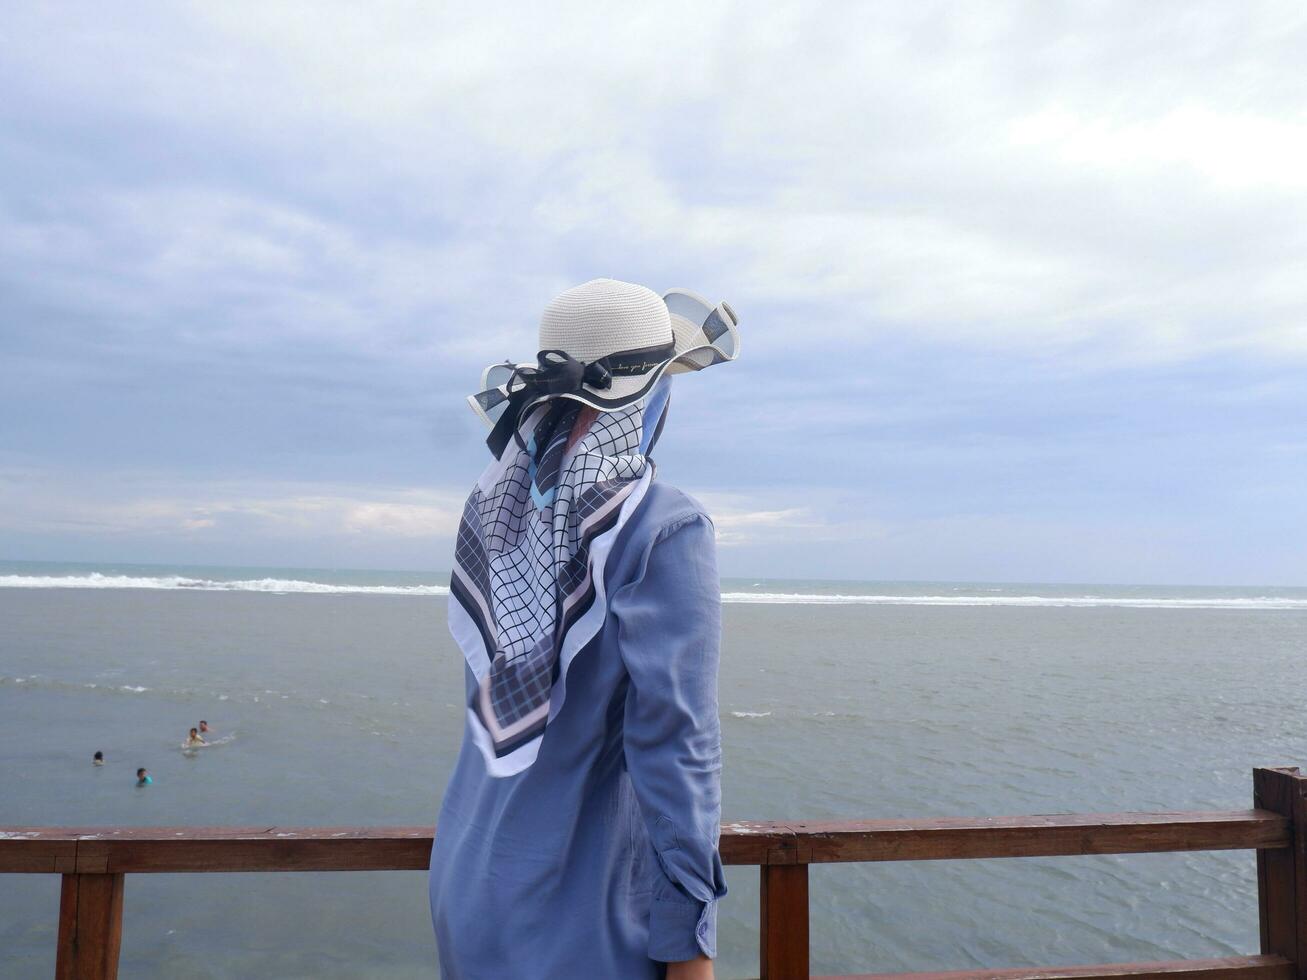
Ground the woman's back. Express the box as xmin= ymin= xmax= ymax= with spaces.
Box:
xmin=430 ymin=481 xmax=726 ymax=979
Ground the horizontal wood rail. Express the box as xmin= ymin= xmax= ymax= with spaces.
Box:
xmin=2 ymin=766 xmax=1303 ymax=980
xmin=0 ymin=809 xmax=1288 ymax=874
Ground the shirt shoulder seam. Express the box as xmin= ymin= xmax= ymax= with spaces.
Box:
xmin=651 ymin=510 xmax=712 ymax=541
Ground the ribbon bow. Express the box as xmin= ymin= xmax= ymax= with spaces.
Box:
xmin=486 ymin=349 xmax=613 ymax=458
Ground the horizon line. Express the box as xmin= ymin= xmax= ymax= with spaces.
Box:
xmin=0 ymin=557 xmax=1304 ymax=592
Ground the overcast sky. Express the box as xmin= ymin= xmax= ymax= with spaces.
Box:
xmin=2 ymin=2 xmax=1306 ymax=584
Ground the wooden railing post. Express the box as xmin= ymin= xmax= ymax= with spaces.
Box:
xmin=56 ymin=872 xmax=124 ymax=980
xmin=1254 ymin=766 xmax=1307 ymax=977
xmin=760 ymin=863 xmax=808 ymax=979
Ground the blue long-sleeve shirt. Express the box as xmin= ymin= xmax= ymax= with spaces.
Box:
xmin=429 ymin=482 xmax=728 ymax=979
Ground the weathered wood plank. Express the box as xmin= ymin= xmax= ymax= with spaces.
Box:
xmin=0 ymin=827 xmax=434 ymax=873
xmin=760 ymin=863 xmax=808 ymax=980
xmin=722 ymin=810 xmax=1289 ymax=866
xmin=817 ymin=953 xmax=1295 ymax=980
xmin=55 ymin=873 xmax=124 ymax=980
xmin=0 ymin=831 xmax=77 ymax=872
xmin=90 ymin=837 xmax=433 ymax=873
xmin=81 ymin=827 xmax=435 ymax=873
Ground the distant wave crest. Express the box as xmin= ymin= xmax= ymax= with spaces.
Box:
xmin=0 ymin=573 xmax=450 ymax=596
xmin=3 ymin=574 xmax=1305 ymax=609
xmin=719 ymin=591 xmax=1307 ymax=609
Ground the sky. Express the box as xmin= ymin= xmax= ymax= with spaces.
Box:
xmin=2 ymin=2 xmax=1306 ymax=584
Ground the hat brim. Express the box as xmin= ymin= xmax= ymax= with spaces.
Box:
xmin=467 ymin=288 xmax=739 ymax=429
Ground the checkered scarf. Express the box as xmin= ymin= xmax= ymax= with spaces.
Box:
xmin=447 ymin=378 xmax=671 ymax=776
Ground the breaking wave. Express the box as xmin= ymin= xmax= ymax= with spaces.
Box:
xmin=719 ymin=591 xmax=1307 ymax=609
xmin=3 ymin=574 xmax=1305 ymax=609
xmin=0 ymin=574 xmax=450 ymax=596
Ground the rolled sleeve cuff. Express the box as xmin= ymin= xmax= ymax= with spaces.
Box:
xmin=648 ymin=894 xmax=717 ymax=962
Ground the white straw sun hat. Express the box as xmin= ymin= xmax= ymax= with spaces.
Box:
xmin=469 ymin=278 xmax=740 ymax=454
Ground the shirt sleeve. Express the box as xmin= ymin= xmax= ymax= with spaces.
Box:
xmin=613 ymin=510 xmax=729 ymax=962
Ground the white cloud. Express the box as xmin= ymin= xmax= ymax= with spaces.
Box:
xmin=5 ymin=1 xmax=1306 ymax=362
xmin=0 ymin=472 xmax=463 ymax=541
xmin=710 ymin=506 xmax=814 ymax=546
xmin=692 ymin=491 xmax=890 ymax=548
xmin=341 ymin=499 xmax=462 ymax=537
xmin=1008 ymin=106 xmax=1307 ymax=191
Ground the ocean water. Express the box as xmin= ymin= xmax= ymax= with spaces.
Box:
xmin=2 ymin=560 xmax=1306 ymax=978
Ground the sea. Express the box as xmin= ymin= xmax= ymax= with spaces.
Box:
xmin=2 ymin=559 xmax=1306 ymax=978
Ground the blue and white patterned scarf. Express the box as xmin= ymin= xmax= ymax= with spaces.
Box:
xmin=447 ymin=378 xmax=671 ymax=776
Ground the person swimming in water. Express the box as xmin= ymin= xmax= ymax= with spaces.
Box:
xmin=93 ymin=751 xmax=104 ymax=766
xmin=136 ymin=768 xmax=152 ymax=786
xmin=199 ymin=720 xmax=210 ymax=736
xmin=186 ymin=728 xmax=206 ymax=747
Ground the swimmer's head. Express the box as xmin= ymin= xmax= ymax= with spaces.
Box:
xmin=189 ymin=728 xmax=198 ymax=738
xmin=136 ymin=768 xmax=148 ymax=778
xmin=199 ymin=720 xmax=209 ymax=731
xmin=93 ymin=751 xmax=104 ymax=763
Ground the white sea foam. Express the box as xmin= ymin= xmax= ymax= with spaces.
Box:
xmin=181 ymin=733 xmax=237 ymax=750
xmin=2 ymin=573 xmax=1304 ymax=610
xmin=719 ymin=591 xmax=1307 ymax=610
xmin=730 ymin=710 xmax=772 ymax=718
xmin=0 ymin=573 xmax=450 ymax=596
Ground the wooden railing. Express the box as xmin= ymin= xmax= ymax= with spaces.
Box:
xmin=3 ymin=766 xmax=1305 ymax=979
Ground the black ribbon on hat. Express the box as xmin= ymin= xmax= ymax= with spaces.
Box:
xmin=486 ymin=349 xmax=614 ymax=458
